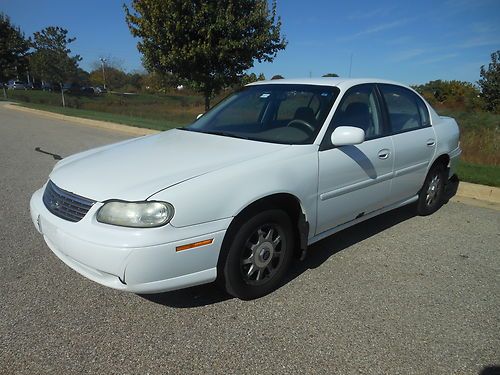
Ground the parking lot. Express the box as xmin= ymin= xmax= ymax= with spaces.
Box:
xmin=0 ymin=102 xmax=498 ymax=374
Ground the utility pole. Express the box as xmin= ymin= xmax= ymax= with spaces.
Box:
xmin=100 ymin=58 xmax=107 ymax=89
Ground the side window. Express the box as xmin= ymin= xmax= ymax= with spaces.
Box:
xmin=322 ymin=84 xmax=383 ymax=148
xmin=416 ymin=98 xmax=431 ymax=127
xmin=379 ymin=84 xmax=429 ymax=133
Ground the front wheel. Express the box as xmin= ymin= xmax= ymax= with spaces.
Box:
xmin=416 ymin=164 xmax=447 ymax=216
xmin=219 ymin=209 xmax=294 ymax=300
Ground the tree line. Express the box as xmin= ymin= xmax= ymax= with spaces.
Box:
xmin=1 ymin=0 xmax=499 ymax=113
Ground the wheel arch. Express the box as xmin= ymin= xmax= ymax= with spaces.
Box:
xmin=217 ymin=193 xmax=309 ymax=271
xmin=430 ymin=153 xmax=450 ymax=172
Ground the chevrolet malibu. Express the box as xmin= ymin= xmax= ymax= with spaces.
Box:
xmin=30 ymin=78 xmax=461 ymax=299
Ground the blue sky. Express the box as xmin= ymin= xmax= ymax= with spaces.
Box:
xmin=1 ymin=0 xmax=499 ymax=85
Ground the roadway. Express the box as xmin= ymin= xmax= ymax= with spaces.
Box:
xmin=0 ymin=102 xmax=498 ymax=374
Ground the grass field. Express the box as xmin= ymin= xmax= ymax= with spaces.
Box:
xmin=437 ymin=109 xmax=499 ymax=166
xmin=3 ymin=89 xmax=205 ymax=127
xmin=17 ymin=102 xmax=180 ymax=131
xmin=3 ymin=89 xmax=499 ymax=187
xmin=456 ymin=161 xmax=500 ymax=187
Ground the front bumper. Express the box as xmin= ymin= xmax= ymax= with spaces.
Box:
xmin=30 ymin=187 xmax=231 ymax=294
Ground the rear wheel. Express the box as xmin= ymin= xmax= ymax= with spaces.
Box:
xmin=416 ymin=163 xmax=447 ymax=215
xmin=220 ymin=209 xmax=294 ymax=300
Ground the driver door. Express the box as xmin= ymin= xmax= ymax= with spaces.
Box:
xmin=316 ymin=84 xmax=394 ymax=234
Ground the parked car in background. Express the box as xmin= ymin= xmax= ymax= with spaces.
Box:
xmin=41 ymin=82 xmax=53 ymax=91
xmin=94 ymin=86 xmax=107 ymax=94
xmin=62 ymin=82 xmax=82 ymax=94
xmin=7 ymin=80 xmax=27 ymax=90
xmin=28 ymin=82 xmax=52 ymax=91
xmin=30 ymin=82 xmax=42 ymax=90
xmin=80 ymin=86 xmax=96 ymax=95
xmin=30 ymin=78 xmax=461 ymax=300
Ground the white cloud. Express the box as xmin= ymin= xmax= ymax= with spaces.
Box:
xmin=457 ymin=36 xmax=500 ymax=49
xmin=337 ymin=19 xmax=411 ymax=42
xmin=420 ymin=53 xmax=458 ymax=64
xmin=348 ymin=7 xmax=398 ymax=20
xmin=391 ymin=48 xmax=426 ymax=62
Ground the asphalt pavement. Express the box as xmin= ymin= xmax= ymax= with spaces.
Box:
xmin=0 ymin=102 xmax=498 ymax=374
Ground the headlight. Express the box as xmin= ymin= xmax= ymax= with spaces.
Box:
xmin=97 ymin=201 xmax=174 ymax=228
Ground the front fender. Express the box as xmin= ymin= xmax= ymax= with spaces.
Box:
xmin=150 ymin=145 xmax=319 ymax=238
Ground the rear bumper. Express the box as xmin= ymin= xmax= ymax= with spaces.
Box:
xmin=448 ymin=146 xmax=461 ymax=179
xmin=30 ymin=187 xmax=231 ymax=294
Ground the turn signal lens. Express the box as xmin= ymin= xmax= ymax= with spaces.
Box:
xmin=176 ymin=239 xmax=213 ymax=252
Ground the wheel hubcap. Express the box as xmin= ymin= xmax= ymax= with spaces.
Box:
xmin=240 ymin=224 xmax=284 ymax=285
xmin=425 ymin=173 xmax=441 ymax=206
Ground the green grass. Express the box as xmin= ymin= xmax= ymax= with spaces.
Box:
xmin=437 ymin=109 xmax=499 ymax=166
xmin=17 ymin=102 xmax=180 ymax=131
xmin=457 ymin=161 xmax=500 ymax=187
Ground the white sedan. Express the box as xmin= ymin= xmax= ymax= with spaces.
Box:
xmin=30 ymin=78 xmax=461 ymax=299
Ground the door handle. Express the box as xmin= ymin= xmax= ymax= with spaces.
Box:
xmin=426 ymin=139 xmax=436 ymax=147
xmin=378 ymin=149 xmax=390 ymax=159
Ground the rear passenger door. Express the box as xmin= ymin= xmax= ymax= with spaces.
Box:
xmin=378 ymin=84 xmax=436 ymax=203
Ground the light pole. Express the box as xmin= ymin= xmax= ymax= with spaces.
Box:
xmin=100 ymin=58 xmax=107 ymax=89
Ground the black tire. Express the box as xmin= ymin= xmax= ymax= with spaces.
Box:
xmin=416 ymin=163 xmax=447 ymax=216
xmin=219 ymin=209 xmax=294 ymax=300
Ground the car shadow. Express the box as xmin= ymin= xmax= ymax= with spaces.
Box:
xmin=140 ymin=203 xmax=418 ymax=308
xmin=480 ymin=366 xmax=500 ymax=375
xmin=139 ymin=281 xmax=231 ymax=307
xmin=284 ymin=204 xmax=417 ymax=282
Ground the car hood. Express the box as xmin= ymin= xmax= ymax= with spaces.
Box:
xmin=50 ymin=129 xmax=288 ymax=202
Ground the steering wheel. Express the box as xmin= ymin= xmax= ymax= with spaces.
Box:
xmin=286 ymin=119 xmax=315 ymax=134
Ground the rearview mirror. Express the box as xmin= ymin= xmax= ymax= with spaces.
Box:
xmin=331 ymin=126 xmax=365 ymax=146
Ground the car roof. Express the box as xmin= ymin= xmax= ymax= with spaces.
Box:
xmin=247 ymin=77 xmax=410 ymax=91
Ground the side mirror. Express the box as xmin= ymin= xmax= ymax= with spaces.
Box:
xmin=331 ymin=126 xmax=365 ymax=146
xmin=196 ymin=113 xmax=204 ymax=120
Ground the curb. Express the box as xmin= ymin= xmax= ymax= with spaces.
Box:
xmin=5 ymin=103 xmax=160 ymax=136
xmin=456 ymin=181 xmax=500 ymax=204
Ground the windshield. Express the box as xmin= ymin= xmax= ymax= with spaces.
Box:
xmin=185 ymin=84 xmax=340 ymax=144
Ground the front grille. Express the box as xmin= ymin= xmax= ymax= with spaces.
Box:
xmin=43 ymin=180 xmax=96 ymax=222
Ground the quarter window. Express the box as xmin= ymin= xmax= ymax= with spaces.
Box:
xmin=379 ymin=84 xmax=430 ymax=133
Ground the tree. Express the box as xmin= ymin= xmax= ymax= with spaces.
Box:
xmin=271 ymin=74 xmax=284 ymax=80
xmin=322 ymin=73 xmax=339 ymax=77
xmin=412 ymin=79 xmax=482 ymax=111
xmin=141 ymin=71 xmax=179 ymax=92
xmin=125 ymin=0 xmax=287 ymax=110
xmin=241 ymin=72 xmax=258 ymax=85
xmin=74 ymin=68 xmax=90 ymax=86
xmin=478 ymin=50 xmax=500 ymax=113
xmin=89 ymin=65 xmax=128 ymax=90
xmin=0 ymin=13 xmax=30 ymax=97
xmin=126 ymin=71 xmax=144 ymax=92
xmin=30 ymin=26 xmax=81 ymax=107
